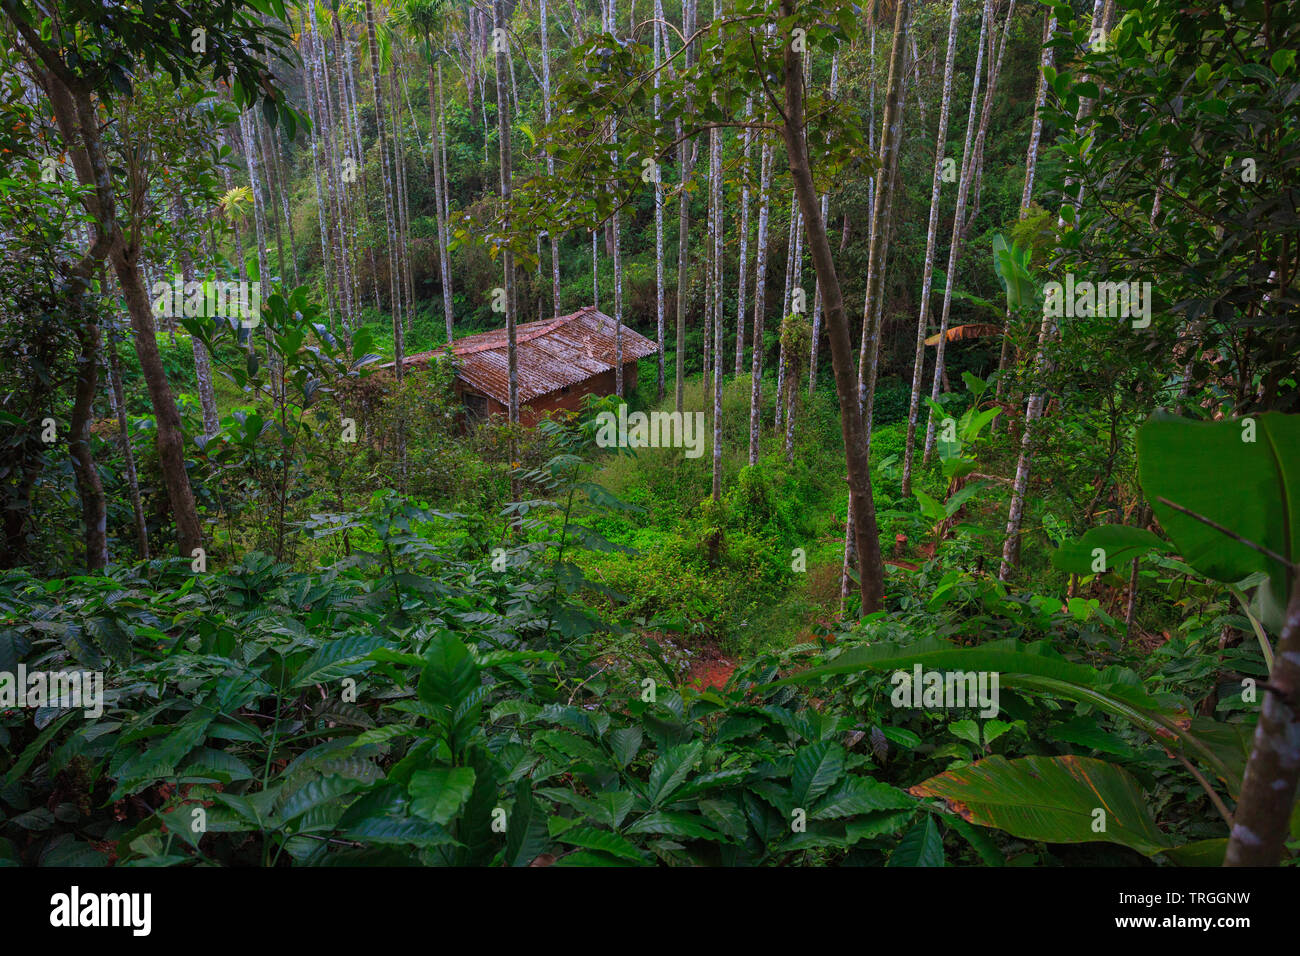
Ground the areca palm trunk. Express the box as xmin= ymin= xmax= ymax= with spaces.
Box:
xmin=807 ymin=54 xmax=838 ymax=397
xmin=299 ymin=8 xmax=338 ymax=331
xmin=269 ymin=121 xmax=300 ymax=287
xmin=341 ymin=24 xmax=381 ymax=313
xmin=863 ymin=30 xmax=910 ymax=444
xmin=254 ymin=114 xmax=286 ymax=285
xmin=437 ymin=63 xmax=455 ymax=332
xmin=653 ymin=0 xmax=667 ymax=396
xmin=428 ymin=59 xmax=455 ymax=341
xmin=774 ymin=195 xmax=799 ymax=433
xmin=734 ymin=97 xmax=753 ymax=377
xmin=542 ymin=0 xmax=562 ymax=317
xmin=994 ymin=11 xmax=1056 ymax=423
xmin=364 ymin=0 xmax=404 ymax=378
xmin=920 ymin=0 xmax=992 ymax=468
xmin=709 ymin=0 xmax=723 ymax=498
xmin=318 ymin=19 xmax=356 ymax=322
xmin=748 ymin=134 xmax=773 ymax=465
xmin=1000 ymin=0 xmax=1108 ymax=579
xmin=902 ymin=0 xmax=961 ymax=496
xmin=674 ymin=0 xmax=696 ymax=412
xmin=238 ymin=110 xmax=272 ymax=290
xmin=494 ymin=0 xmax=518 ymax=428
xmin=960 ymin=0 xmax=1017 ymax=243
xmin=608 ymin=0 xmax=625 ymax=396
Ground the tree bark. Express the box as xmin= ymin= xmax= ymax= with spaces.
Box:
xmin=921 ymin=0 xmax=992 ymax=469
xmin=673 ymin=0 xmax=696 ymax=413
xmin=779 ymin=0 xmax=884 ymax=615
xmin=748 ymin=135 xmax=773 ymax=466
xmin=1000 ymin=0 xmax=1107 ymax=580
xmin=995 ymin=13 xmax=1056 ymax=426
xmin=364 ymin=0 xmax=404 ymax=377
xmin=1225 ymin=576 xmax=1300 ymax=865
xmin=807 ymin=55 xmax=838 ymax=398
xmin=541 ymin=0 xmax=563 ymax=318
xmin=902 ymin=0 xmax=960 ymax=496
xmin=734 ymin=97 xmax=753 ymax=378
xmin=653 ymin=0 xmax=667 ymax=398
xmin=494 ymin=0 xmax=519 ymax=430
xmin=33 ymin=54 xmax=200 ymax=559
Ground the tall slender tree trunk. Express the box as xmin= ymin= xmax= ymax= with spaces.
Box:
xmin=365 ymin=0 xmax=404 ymax=378
xmin=541 ymin=0 xmax=562 ymax=317
xmin=860 ymin=0 xmax=910 ymax=442
xmin=115 ymin=250 xmax=204 ymax=557
xmin=609 ymin=0 xmax=625 ymax=396
xmin=994 ymin=11 xmax=1055 ymax=421
xmin=495 ymin=0 xmax=519 ymax=434
xmin=175 ymin=195 xmax=219 ymax=438
xmin=734 ymin=97 xmax=753 ymax=377
xmin=902 ymin=0 xmax=960 ymax=496
xmin=748 ymin=135 xmax=773 ymax=465
xmin=807 ymin=54 xmax=838 ymax=398
xmin=69 ymin=278 xmax=107 ymax=570
xmin=673 ymin=0 xmax=696 ymax=412
xmin=921 ymin=0 xmax=992 ymax=469
xmin=392 ymin=65 xmax=416 ymax=330
xmin=654 ymin=0 xmax=668 ymax=398
xmin=437 ymin=63 xmax=456 ymax=329
xmin=300 ymin=8 xmax=338 ymax=332
xmin=844 ymin=0 xmax=910 ymax=602
xmin=1001 ymin=0 xmax=1108 ymax=579
xmin=102 ymin=306 xmax=149 ymax=560
xmin=709 ymin=0 xmax=723 ymax=499
xmin=779 ymin=0 xmax=884 ymax=615
xmin=774 ymin=196 xmax=799 ymax=433
xmin=342 ymin=25 xmax=382 ymax=314
xmin=429 ymin=61 xmax=455 ymax=341
xmin=961 ymin=0 xmax=1016 ymax=242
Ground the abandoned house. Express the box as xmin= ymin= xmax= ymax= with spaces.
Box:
xmin=396 ymin=306 xmax=659 ymax=426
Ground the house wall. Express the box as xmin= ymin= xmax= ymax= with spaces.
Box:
xmin=452 ymin=361 xmax=640 ymax=428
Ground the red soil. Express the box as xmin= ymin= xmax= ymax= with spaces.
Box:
xmin=687 ymin=652 xmax=736 ymax=691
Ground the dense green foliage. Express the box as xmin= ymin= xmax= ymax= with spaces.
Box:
xmin=1 ymin=0 xmax=1297 ymax=868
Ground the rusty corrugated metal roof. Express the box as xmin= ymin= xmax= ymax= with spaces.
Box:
xmin=395 ymin=306 xmax=658 ymax=405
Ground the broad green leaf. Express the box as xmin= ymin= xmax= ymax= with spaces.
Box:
xmin=409 ymin=767 xmax=477 ymax=826
xmin=553 ymin=825 xmax=648 ymax=864
xmin=811 ymin=776 xmax=915 ymax=819
xmin=278 ymin=775 xmax=363 ymax=825
xmin=1137 ymin=411 xmax=1300 ymax=632
xmin=625 ymin=810 xmax=722 ymax=840
xmin=1051 ymin=524 xmax=1173 ymax=576
xmin=292 ymin=635 xmax=386 ymax=687
xmin=645 ymin=741 xmax=703 ymax=807
xmin=790 ymin=742 xmax=845 ymax=807
xmin=911 ymin=755 xmax=1174 ymax=857
xmin=888 ymin=815 xmax=944 ymax=867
